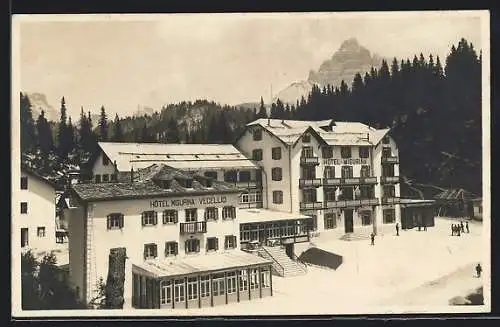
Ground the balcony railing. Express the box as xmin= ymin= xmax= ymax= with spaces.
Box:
xmin=382 ymin=156 xmax=399 ymax=164
xmin=360 ymin=177 xmax=378 ymax=184
xmin=300 ymin=156 xmax=319 ymax=165
xmin=299 ymin=178 xmax=322 ymax=188
xmin=340 ymin=177 xmax=361 ymax=185
xmin=180 ymin=221 xmax=207 ymax=234
xmin=380 ymin=176 xmax=400 ymax=184
xmin=227 ymin=180 xmax=262 ymax=189
xmin=324 ymin=198 xmax=379 ymax=209
xmin=381 ymin=197 xmax=401 ymax=205
xmin=323 ymin=178 xmax=341 ymax=186
xmin=299 ymin=201 xmax=323 ymax=210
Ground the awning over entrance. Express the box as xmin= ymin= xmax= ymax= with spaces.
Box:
xmin=132 ymin=251 xmax=271 ymax=279
xmin=237 ymin=208 xmax=311 ymax=224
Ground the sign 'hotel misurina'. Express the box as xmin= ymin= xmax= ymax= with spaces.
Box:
xmin=323 ymin=158 xmax=368 ymax=166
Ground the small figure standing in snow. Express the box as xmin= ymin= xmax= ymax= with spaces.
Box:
xmin=466 ymin=221 xmax=470 ymax=233
xmin=457 ymin=226 xmax=461 ymax=237
xmin=451 ymin=224 xmax=455 ymax=236
xmin=396 ymin=223 xmax=399 ymax=236
xmin=370 ymin=232 xmax=375 ymax=246
xmin=476 ymin=263 xmax=482 ymax=278
xmin=424 ymin=224 xmax=427 ymax=231
xmin=460 ymin=221 xmax=465 ymax=233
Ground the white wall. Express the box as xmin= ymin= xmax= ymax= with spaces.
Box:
xmin=92 ymin=152 xmax=116 ymax=180
xmin=19 ymin=171 xmax=56 ymax=251
xmin=80 ymin=192 xmax=241 ymax=307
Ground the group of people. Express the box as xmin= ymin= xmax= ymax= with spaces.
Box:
xmin=451 ymin=220 xmax=469 ymax=236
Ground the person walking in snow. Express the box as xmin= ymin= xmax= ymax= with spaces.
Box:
xmin=476 ymin=263 xmax=482 ymax=278
xmin=396 ymin=223 xmax=399 ymax=236
xmin=457 ymin=226 xmax=461 ymax=237
xmin=460 ymin=221 xmax=465 ymax=233
xmin=451 ymin=224 xmax=455 ymax=236
xmin=466 ymin=221 xmax=470 ymax=233
xmin=370 ymin=232 xmax=375 ymax=246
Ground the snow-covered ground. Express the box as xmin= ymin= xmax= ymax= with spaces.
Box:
xmin=138 ymin=217 xmax=488 ymax=315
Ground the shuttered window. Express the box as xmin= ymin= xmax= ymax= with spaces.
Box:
xmin=206 ymin=237 xmax=219 ymax=251
xmin=142 ymin=211 xmax=158 ymax=226
xmin=185 ymin=239 xmax=200 ymax=254
xmin=204 ymin=207 xmax=218 ymax=221
xmin=271 ymin=167 xmax=282 ymax=181
xmin=107 ymin=213 xmax=124 ymax=230
xmin=224 ymin=235 xmax=237 ymax=249
xmin=222 ymin=206 xmax=236 ymax=220
xmin=143 ymin=243 xmax=157 ymax=260
xmin=341 ymin=146 xmax=351 ymax=158
xmin=162 ymin=210 xmax=178 ymax=224
xmin=165 ymin=242 xmax=178 ymax=257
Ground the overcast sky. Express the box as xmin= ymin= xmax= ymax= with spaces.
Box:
xmin=16 ymin=12 xmax=484 ymax=118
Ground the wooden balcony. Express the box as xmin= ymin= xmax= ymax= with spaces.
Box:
xmin=180 ymin=221 xmax=207 ymax=234
xmin=382 ymin=156 xmax=399 ymax=164
xmin=380 ymin=176 xmax=400 ymax=184
xmin=300 ymin=156 xmax=319 ymax=165
xmin=340 ymin=177 xmax=361 ymax=185
xmin=228 ymin=180 xmax=262 ymax=189
xmin=381 ymin=197 xmax=401 ymax=205
xmin=299 ymin=202 xmax=323 ymax=210
xmin=324 ymin=198 xmax=379 ymax=209
xmin=323 ymin=178 xmax=341 ymax=187
xmin=360 ymin=177 xmax=378 ymax=184
xmin=299 ymin=178 xmax=322 ymax=188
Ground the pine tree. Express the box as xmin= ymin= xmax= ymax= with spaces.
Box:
xmin=390 ymin=57 xmax=399 ymax=77
xmin=20 ymin=93 xmax=36 ymax=153
xmin=57 ymin=97 xmax=69 ymax=158
xmin=98 ymin=106 xmax=108 ymax=141
xmin=166 ymin=117 xmax=180 ymax=143
xmin=67 ymin=117 xmax=75 ymax=155
xmin=36 ymin=110 xmax=54 ymax=157
xmin=219 ymin=111 xmax=232 ymax=143
xmin=111 ymin=114 xmax=124 ymax=142
xmin=257 ymin=96 xmax=267 ymax=119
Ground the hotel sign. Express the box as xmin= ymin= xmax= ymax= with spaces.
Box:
xmin=150 ymin=195 xmax=230 ymax=209
xmin=323 ymin=158 xmax=368 ymax=166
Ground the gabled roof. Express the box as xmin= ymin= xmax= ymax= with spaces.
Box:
xmin=434 ymin=188 xmax=478 ymax=201
xmin=97 ymin=142 xmax=259 ymax=172
xmin=72 ymin=164 xmax=240 ymax=202
xmin=245 ymin=119 xmax=390 ymax=147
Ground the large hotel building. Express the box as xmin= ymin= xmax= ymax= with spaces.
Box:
xmin=62 ymin=119 xmax=434 ymax=309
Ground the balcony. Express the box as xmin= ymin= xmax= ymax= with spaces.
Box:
xmin=299 ymin=178 xmax=322 ymax=188
xmin=340 ymin=177 xmax=361 ymax=185
xmin=230 ymin=180 xmax=262 ymax=189
xmin=381 ymin=197 xmax=401 ymax=205
xmin=299 ymin=202 xmax=323 ymax=210
xmin=324 ymin=198 xmax=379 ymax=209
xmin=380 ymin=176 xmax=400 ymax=184
xmin=180 ymin=221 xmax=207 ymax=234
xmin=323 ymin=178 xmax=341 ymax=187
xmin=360 ymin=177 xmax=378 ymax=184
xmin=300 ymin=156 xmax=319 ymax=166
xmin=382 ymin=156 xmax=399 ymax=164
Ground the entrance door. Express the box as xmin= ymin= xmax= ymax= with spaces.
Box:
xmin=21 ymin=228 xmax=29 ymax=247
xmin=344 ymin=209 xmax=354 ymax=233
xmin=285 ymin=243 xmax=294 ymax=259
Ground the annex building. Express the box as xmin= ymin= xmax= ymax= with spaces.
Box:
xmin=18 ymin=165 xmax=57 ymax=251
xmin=235 ymin=119 xmax=435 ymax=239
xmin=67 ymin=164 xmax=274 ymax=309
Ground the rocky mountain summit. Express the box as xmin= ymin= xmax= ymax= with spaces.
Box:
xmin=275 ymin=38 xmax=384 ymax=104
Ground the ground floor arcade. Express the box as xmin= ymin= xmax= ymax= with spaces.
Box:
xmin=131 ymin=251 xmax=273 ymax=309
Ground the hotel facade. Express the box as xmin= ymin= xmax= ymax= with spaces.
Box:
xmin=66 ymin=164 xmax=273 ymax=309
xmin=235 ymin=119 xmax=434 ymax=239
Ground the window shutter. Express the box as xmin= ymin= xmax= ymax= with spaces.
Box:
xmin=165 ymin=242 xmax=168 ymax=257
xmin=107 ymin=215 xmax=111 ymax=230
xmin=141 ymin=212 xmax=145 ymax=226
xmin=206 ymin=239 xmax=209 ymax=251
xmin=153 ymin=211 xmax=158 ymax=225
xmin=143 ymin=245 xmax=147 ymax=260
xmin=174 ymin=211 xmax=178 ymax=223
xmin=174 ymin=242 xmax=178 ymax=255
xmin=215 ymin=238 xmax=219 ymax=251
xmin=233 ymin=236 xmax=237 ymax=249
xmin=185 ymin=240 xmax=189 ymax=253
xmin=154 ymin=244 xmax=158 ymax=258
xmin=196 ymin=239 xmax=200 ymax=252
xmin=214 ymin=208 xmax=218 ymax=220
xmin=120 ymin=214 xmax=124 ymax=228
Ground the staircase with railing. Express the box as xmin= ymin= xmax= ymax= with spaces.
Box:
xmin=257 ymin=246 xmax=307 ymax=277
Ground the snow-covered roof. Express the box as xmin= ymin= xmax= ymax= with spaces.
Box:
xmin=97 ymin=142 xmax=259 ymax=172
xmin=246 ymin=119 xmax=390 ymax=146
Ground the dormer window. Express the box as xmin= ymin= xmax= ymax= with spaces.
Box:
xmin=206 ymin=179 xmax=213 ymax=188
xmin=155 ymin=179 xmax=172 ymax=189
xmin=102 ymin=155 xmax=109 ymax=166
xmin=382 ymin=136 xmax=390 ymax=144
xmin=185 ymin=179 xmax=193 ymax=188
